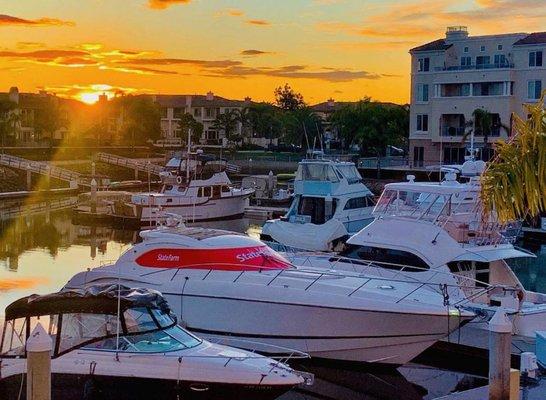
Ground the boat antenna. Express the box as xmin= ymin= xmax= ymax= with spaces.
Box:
xmin=315 ymin=122 xmax=324 ymax=153
xmin=302 ymin=122 xmax=310 ymax=155
xmin=186 ymin=128 xmax=191 ymax=183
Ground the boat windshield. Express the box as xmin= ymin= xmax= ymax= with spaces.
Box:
xmin=373 ymin=189 xmax=451 ymax=222
xmin=0 ymin=306 xmax=200 ymax=358
xmin=295 ymin=163 xmax=339 ymax=183
xmin=336 ymin=165 xmax=362 ymax=184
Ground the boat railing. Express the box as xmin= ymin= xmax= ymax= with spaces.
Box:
xmin=283 ymin=252 xmax=521 ymax=306
xmin=194 ymin=260 xmax=496 ymax=307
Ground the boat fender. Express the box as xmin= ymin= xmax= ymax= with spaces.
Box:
xmin=517 ymin=290 xmax=525 ymax=311
xmin=176 ymin=176 xmax=183 ymax=185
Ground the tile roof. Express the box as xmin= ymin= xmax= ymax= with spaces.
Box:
xmin=513 ymin=32 xmax=546 ymax=46
xmin=152 ymin=94 xmax=252 ymax=108
xmin=409 ymin=39 xmax=453 ymax=53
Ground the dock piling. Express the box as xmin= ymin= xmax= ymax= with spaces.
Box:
xmin=488 ymin=309 xmax=512 ymax=400
xmin=26 ymin=163 xmax=32 ymax=190
xmin=90 ymin=178 xmax=97 ymax=214
xmin=26 ymin=323 xmax=52 ymax=400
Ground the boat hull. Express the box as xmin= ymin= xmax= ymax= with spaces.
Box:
xmin=165 ymin=292 xmax=467 ymax=365
xmin=139 ymin=195 xmax=249 ymax=223
xmin=0 ymin=373 xmax=291 ymax=400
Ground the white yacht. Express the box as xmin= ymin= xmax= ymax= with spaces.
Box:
xmin=123 ymin=152 xmax=253 ymax=225
xmin=289 ymin=164 xmax=546 ymax=337
xmin=261 ymin=157 xmax=375 ymax=252
xmin=64 ymin=225 xmax=474 ymax=366
xmin=0 ymin=285 xmax=304 ymax=400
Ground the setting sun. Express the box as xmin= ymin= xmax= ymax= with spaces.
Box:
xmin=79 ymin=92 xmax=100 ymax=104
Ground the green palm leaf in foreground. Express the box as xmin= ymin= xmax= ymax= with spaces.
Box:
xmin=481 ymin=91 xmax=546 ymax=222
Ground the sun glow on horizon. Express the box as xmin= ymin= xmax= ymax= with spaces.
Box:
xmin=78 ymin=91 xmax=101 ymax=104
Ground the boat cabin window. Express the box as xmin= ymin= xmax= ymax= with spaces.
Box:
xmin=374 ymin=189 xmax=451 ymax=221
xmin=344 ymin=196 xmax=375 ymax=210
xmin=199 ymin=187 xmax=212 ymax=197
xmin=162 ymin=185 xmax=173 ymax=193
xmin=297 ymin=197 xmax=337 ymax=224
xmin=222 ymin=185 xmax=231 ymax=193
xmin=337 ymin=165 xmax=363 ymax=184
xmin=1 ymin=318 xmax=27 ymax=356
xmin=213 ymin=185 xmax=221 ymax=198
xmin=295 ymin=163 xmax=339 ymax=183
xmin=340 ymin=244 xmax=429 ymax=272
xmin=1 ymin=315 xmax=59 ymax=357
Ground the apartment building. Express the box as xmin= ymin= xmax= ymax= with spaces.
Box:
xmin=152 ymin=92 xmax=253 ymax=146
xmin=409 ymin=26 xmax=546 ymax=167
xmin=0 ymin=87 xmax=72 ymax=145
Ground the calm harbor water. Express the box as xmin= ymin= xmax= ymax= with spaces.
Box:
xmin=1 ymin=196 xmax=543 ymax=400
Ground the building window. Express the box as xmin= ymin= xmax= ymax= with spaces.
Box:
xmin=416 ymin=84 xmax=429 ymax=102
xmin=494 ymin=54 xmax=506 ymax=66
xmin=460 ymin=56 xmax=472 ymax=67
xmin=476 ymin=55 xmax=491 ymax=67
xmin=416 ymin=114 xmax=428 ymax=131
xmin=193 ymin=108 xmax=201 ymax=117
xmin=444 ymin=147 xmax=466 ymax=164
xmin=528 ymin=80 xmax=542 ymax=99
xmin=529 ymin=51 xmax=543 ymax=67
xmin=413 ymin=147 xmax=424 ymax=167
xmin=497 ymin=44 xmax=503 ymax=51
xmin=473 ymin=82 xmax=504 ymax=96
xmin=480 ymin=45 xmax=485 ymax=52
xmin=464 ymin=46 xmax=469 ymax=53
xmin=417 ymin=57 xmax=430 ymax=72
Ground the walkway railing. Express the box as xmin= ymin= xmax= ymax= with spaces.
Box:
xmin=96 ymin=152 xmax=164 ymax=175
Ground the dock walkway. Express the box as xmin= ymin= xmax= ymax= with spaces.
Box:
xmin=95 ymin=152 xmax=164 ymax=175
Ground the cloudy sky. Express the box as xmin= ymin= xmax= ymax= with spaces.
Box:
xmin=1 ymin=0 xmax=545 ymax=104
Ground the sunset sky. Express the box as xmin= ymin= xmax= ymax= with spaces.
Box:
xmin=1 ymin=0 xmax=545 ymax=105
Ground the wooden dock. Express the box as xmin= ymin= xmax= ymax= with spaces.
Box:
xmin=244 ymin=205 xmax=287 ymax=220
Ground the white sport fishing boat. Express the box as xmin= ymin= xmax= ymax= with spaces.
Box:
xmin=261 ymin=156 xmax=375 ymax=251
xmin=64 ymin=225 xmax=474 ymax=366
xmin=123 ymin=151 xmax=253 ymax=225
xmin=0 ymin=285 xmax=304 ymax=400
xmin=288 ymin=161 xmax=546 ymax=337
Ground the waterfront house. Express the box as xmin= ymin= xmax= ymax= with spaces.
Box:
xmin=409 ymin=26 xmax=546 ymax=167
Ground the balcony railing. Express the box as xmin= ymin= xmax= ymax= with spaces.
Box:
xmin=434 ymin=63 xmax=514 ymax=72
xmin=441 ymin=127 xmax=501 ymax=137
xmin=441 ymin=126 xmax=465 ymax=136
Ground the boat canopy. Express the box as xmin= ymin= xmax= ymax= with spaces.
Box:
xmin=2 ymin=285 xmax=201 ymax=359
xmin=5 ymin=285 xmax=171 ymax=320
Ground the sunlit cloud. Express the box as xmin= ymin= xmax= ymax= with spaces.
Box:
xmin=0 ymin=14 xmax=74 ymax=27
xmin=42 ymin=83 xmax=147 ymax=104
xmin=78 ymin=43 xmax=103 ymax=51
xmin=240 ymin=49 xmax=274 ymax=56
xmin=246 ymin=19 xmax=271 ymax=26
xmin=16 ymin=42 xmax=46 ymax=49
xmin=214 ymin=8 xmax=245 ymax=17
xmin=147 ymin=0 xmax=191 ymax=10
xmin=117 ymin=58 xmax=242 ymax=68
xmin=99 ymin=64 xmax=179 ymax=75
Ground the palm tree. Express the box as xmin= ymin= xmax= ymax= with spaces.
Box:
xmin=462 ymin=108 xmax=509 ymax=160
xmin=211 ymin=110 xmax=239 ymax=144
xmin=233 ymin=107 xmax=251 ymax=144
xmin=481 ymin=91 xmax=546 ymax=222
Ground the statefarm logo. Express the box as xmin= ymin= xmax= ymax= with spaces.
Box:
xmin=156 ymin=253 xmax=180 ymax=262
xmin=235 ymin=247 xmax=273 ymax=262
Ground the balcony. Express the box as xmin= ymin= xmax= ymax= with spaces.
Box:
xmin=434 ymin=62 xmax=514 ymax=72
xmin=441 ymin=126 xmax=466 ymax=137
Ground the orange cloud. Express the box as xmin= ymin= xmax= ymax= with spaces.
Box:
xmin=246 ymin=19 xmax=271 ymax=26
xmin=0 ymin=14 xmax=74 ymax=27
xmin=16 ymin=42 xmax=46 ymax=49
xmin=147 ymin=0 xmax=191 ymax=10
xmin=240 ymin=49 xmax=274 ymax=56
xmin=100 ymin=64 xmax=179 ymax=75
